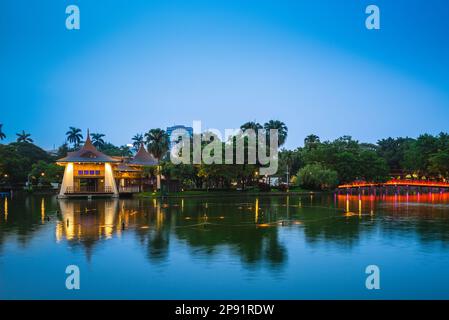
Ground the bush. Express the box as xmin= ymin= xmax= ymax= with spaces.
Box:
xmin=297 ymin=164 xmax=338 ymax=190
xmin=277 ymin=183 xmax=288 ymax=192
xmin=257 ymin=182 xmax=271 ymax=192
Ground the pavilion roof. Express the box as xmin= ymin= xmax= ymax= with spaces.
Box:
xmin=56 ymin=130 xmax=120 ymax=163
xmin=129 ymin=143 xmax=158 ymax=166
xmin=116 ymin=163 xmax=140 ymax=172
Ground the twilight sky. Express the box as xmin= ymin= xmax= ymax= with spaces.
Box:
xmin=1 ymin=0 xmax=449 ymax=149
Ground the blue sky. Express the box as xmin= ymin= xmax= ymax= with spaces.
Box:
xmin=1 ymin=0 xmax=448 ymax=149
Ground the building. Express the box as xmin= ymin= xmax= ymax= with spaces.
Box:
xmin=166 ymin=125 xmax=193 ymax=148
xmin=56 ymin=130 xmax=158 ymax=198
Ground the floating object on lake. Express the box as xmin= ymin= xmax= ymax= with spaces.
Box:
xmin=344 ymin=212 xmax=357 ymax=217
xmin=257 ymin=223 xmax=270 ymax=228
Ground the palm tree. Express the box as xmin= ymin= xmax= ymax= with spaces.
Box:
xmin=16 ymin=130 xmax=33 ymax=143
xmin=304 ymin=134 xmax=320 ymax=150
xmin=91 ymin=133 xmax=105 ymax=149
xmin=119 ymin=145 xmax=132 ymax=157
xmin=263 ymin=120 xmax=288 ymax=147
xmin=145 ymin=129 xmax=169 ymax=190
xmin=240 ymin=121 xmax=262 ymax=133
xmin=66 ymin=127 xmax=83 ymax=149
xmin=0 ymin=124 xmax=5 ymax=141
xmin=132 ymin=133 xmax=144 ymax=151
xmin=145 ymin=129 xmax=169 ymax=160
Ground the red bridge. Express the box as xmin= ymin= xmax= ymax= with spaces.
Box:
xmin=338 ymin=179 xmax=449 ymax=190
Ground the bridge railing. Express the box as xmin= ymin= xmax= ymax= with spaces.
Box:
xmin=338 ymin=179 xmax=449 ymax=189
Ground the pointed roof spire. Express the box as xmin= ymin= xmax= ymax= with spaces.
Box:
xmin=83 ymin=128 xmax=96 ymax=151
xmin=56 ymin=129 xmax=119 ymax=163
xmin=129 ymin=143 xmax=158 ymax=166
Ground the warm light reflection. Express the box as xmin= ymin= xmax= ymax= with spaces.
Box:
xmin=41 ymin=198 xmax=45 ymax=223
xmin=338 ymin=193 xmax=449 ymax=217
xmin=4 ymin=197 xmax=8 ymax=221
xmin=57 ymin=200 xmax=120 ymax=242
xmin=156 ymin=200 xmax=163 ymax=230
xmin=255 ymin=197 xmax=259 ymax=223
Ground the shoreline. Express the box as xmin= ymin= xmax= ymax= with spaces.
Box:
xmin=136 ymin=190 xmax=322 ymax=198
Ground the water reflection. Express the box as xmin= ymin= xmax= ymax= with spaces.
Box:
xmin=1 ymin=193 xmax=449 ymax=265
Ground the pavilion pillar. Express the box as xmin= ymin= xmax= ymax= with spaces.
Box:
xmin=104 ymin=163 xmax=119 ymax=197
xmin=58 ymin=163 xmax=74 ymax=199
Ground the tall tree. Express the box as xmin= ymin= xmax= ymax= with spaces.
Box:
xmin=304 ymin=134 xmax=320 ymax=150
xmin=263 ymin=120 xmax=288 ymax=147
xmin=16 ymin=130 xmax=33 ymax=143
xmin=145 ymin=128 xmax=169 ymax=190
xmin=240 ymin=121 xmax=262 ymax=133
xmin=91 ymin=133 xmax=106 ymax=149
xmin=132 ymin=133 xmax=144 ymax=151
xmin=0 ymin=124 xmax=6 ymax=141
xmin=66 ymin=127 xmax=83 ymax=149
xmin=145 ymin=129 xmax=169 ymax=160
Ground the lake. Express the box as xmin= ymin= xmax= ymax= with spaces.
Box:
xmin=1 ymin=193 xmax=449 ymax=299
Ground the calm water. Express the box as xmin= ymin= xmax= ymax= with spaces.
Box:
xmin=1 ymin=193 xmax=449 ymax=299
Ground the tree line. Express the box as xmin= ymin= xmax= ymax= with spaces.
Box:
xmin=1 ymin=122 xmax=448 ymax=191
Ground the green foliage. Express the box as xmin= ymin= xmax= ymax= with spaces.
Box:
xmin=401 ymin=133 xmax=449 ymax=178
xmin=377 ymin=137 xmax=413 ymax=171
xmin=16 ymin=130 xmax=33 ymax=143
xmin=100 ymin=143 xmax=132 ymax=157
xmin=0 ymin=124 xmax=6 ymax=141
xmin=30 ymin=161 xmax=64 ymax=185
xmin=0 ymin=144 xmax=28 ymax=184
xmin=66 ymin=127 xmax=83 ymax=148
xmin=132 ymin=133 xmax=144 ymax=151
xmin=263 ymin=120 xmax=288 ymax=147
xmin=91 ymin=133 xmax=105 ymax=148
xmin=301 ymin=135 xmax=389 ymax=183
xmin=0 ymin=142 xmax=52 ymax=184
xmin=145 ymin=128 xmax=169 ymax=160
xmin=297 ymin=164 xmax=338 ymax=190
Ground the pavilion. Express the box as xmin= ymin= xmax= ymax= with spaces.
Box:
xmin=56 ymin=131 xmax=158 ymax=198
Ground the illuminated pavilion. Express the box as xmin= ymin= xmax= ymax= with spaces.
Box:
xmin=56 ymin=131 xmax=158 ymax=198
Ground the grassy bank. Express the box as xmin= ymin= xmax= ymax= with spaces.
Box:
xmin=137 ymin=188 xmax=317 ymax=198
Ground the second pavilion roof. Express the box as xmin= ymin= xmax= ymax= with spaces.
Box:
xmin=129 ymin=144 xmax=158 ymax=166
